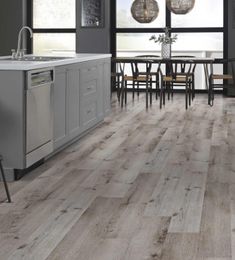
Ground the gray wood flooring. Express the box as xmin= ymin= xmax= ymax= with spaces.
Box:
xmin=0 ymin=93 xmax=235 ymax=260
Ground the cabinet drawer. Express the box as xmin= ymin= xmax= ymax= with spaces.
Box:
xmin=81 ymin=79 xmax=97 ymax=97
xmin=80 ymin=65 xmax=98 ymax=83
xmin=81 ymin=100 xmax=98 ymax=127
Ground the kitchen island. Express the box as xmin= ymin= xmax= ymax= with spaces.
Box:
xmin=0 ymin=53 xmax=111 ymax=181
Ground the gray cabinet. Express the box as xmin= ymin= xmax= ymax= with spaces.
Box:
xmin=53 ymin=58 xmax=110 ymax=151
xmin=79 ymin=60 xmax=101 ymax=131
xmin=103 ymin=59 xmax=111 ymax=115
xmin=0 ymin=71 xmax=25 ymax=172
xmin=53 ymin=66 xmax=67 ymax=149
xmin=54 ymin=63 xmax=81 ymax=149
xmin=66 ymin=64 xmax=81 ymax=138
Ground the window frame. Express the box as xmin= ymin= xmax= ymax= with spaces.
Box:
xmin=26 ymin=0 xmax=76 ymax=53
xmin=111 ymin=0 xmax=228 ymax=60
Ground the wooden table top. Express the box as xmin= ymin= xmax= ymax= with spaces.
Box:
xmin=112 ymin=56 xmax=220 ymax=64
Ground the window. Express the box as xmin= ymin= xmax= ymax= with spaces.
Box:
xmin=171 ymin=0 xmax=223 ymax=28
xmin=112 ymin=0 xmax=226 ymax=90
xmin=33 ymin=33 xmax=76 ymax=54
xmin=29 ymin=0 xmax=76 ymax=54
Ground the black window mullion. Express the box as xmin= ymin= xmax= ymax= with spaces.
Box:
xmin=111 ymin=0 xmax=116 ymax=56
xmin=116 ymin=27 xmax=224 ymax=34
xmin=26 ymin=0 xmax=33 ymax=53
xmin=166 ymin=6 xmax=171 ymax=28
xmin=170 ymin=27 xmax=224 ymax=33
xmin=33 ymin=28 xmax=76 ymax=33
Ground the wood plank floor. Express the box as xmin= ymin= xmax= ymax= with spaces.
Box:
xmin=0 ymin=93 xmax=235 ymax=260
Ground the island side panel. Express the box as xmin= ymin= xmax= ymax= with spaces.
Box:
xmin=103 ymin=58 xmax=111 ymax=116
xmin=0 ymin=70 xmax=25 ymax=174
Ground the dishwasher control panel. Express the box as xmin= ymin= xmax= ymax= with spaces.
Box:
xmin=27 ymin=68 xmax=54 ymax=89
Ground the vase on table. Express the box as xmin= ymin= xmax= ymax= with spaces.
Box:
xmin=161 ymin=43 xmax=171 ymax=59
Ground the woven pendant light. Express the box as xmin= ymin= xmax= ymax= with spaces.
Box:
xmin=166 ymin=0 xmax=195 ymax=14
xmin=131 ymin=0 xmax=159 ymax=23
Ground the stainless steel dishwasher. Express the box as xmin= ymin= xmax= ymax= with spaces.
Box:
xmin=26 ymin=68 xmax=54 ymax=167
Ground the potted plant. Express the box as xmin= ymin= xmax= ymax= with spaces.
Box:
xmin=149 ymin=27 xmax=177 ymax=58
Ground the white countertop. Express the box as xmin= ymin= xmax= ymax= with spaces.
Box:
xmin=0 ymin=53 xmax=111 ymax=71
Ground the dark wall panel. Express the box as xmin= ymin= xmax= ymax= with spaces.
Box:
xmin=76 ymin=0 xmax=110 ymax=53
xmin=228 ymin=0 xmax=235 ymax=58
xmin=0 ymin=0 xmax=24 ymax=56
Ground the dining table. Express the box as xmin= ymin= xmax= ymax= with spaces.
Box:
xmin=112 ymin=56 xmax=217 ymax=90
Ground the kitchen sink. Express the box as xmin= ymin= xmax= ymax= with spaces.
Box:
xmin=1 ymin=56 xmax=71 ymax=62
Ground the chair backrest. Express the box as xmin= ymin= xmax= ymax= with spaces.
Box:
xmin=131 ymin=59 xmax=162 ymax=79
xmin=130 ymin=60 xmax=152 ymax=78
xmin=114 ymin=61 xmax=125 ymax=77
xmin=134 ymin=55 xmax=160 ymax=75
xmin=135 ymin=55 xmax=160 ymax=58
xmin=161 ymin=59 xmax=196 ymax=80
xmin=171 ymin=56 xmax=197 ymax=75
xmin=210 ymin=58 xmax=235 ymax=82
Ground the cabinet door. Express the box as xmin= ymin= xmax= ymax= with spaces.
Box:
xmin=103 ymin=59 xmax=111 ymax=116
xmin=53 ymin=66 xmax=67 ymax=149
xmin=80 ymin=61 xmax=100 ymax=131
xmin=66 ymin=65 xmax=81 ymax=139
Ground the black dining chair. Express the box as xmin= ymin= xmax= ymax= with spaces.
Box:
xmin=124 ymin=60 xmax=153 ymax=108
xmin=120 ymin=59 xmax=160 ymax=109
xmin=171 ymin=56 xmax=196 ymax=100
xmin=208 ymin=58 xmax=235 ymax=106
xmin=135 ymin=55 xmax=161 ymax=98
xmin=0 ymin=155 xmax=11 ymax=202
xmin=111 ymin=62 xmax=123 ymax=102
xmin=159 ymin=59 xmax=196 ymax=110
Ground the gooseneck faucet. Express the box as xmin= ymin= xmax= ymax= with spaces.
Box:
xmin=15 ymin=26 xmax=33 ymax=59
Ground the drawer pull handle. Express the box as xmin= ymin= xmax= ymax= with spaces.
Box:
xmin=87 ymin=67 xmax=96 ymax=72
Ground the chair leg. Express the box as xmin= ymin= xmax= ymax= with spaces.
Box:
xmin=0 ymin=158 xmax=11 ymax=203
xmin=132 ymin=81 xmax=135 ymax=100
xmin=167 ymin=82 xmax=170 ymax=100
xmin=124 ymin=80 xmax=127 ymax=105
xmin=156 ymin=77 xmax=159 ymax=100
xmin=192 ymin=76 xmax=195 ymax=100
xmin=188 ymin=82 xmax=192 ymax=107
xmin=208 ymin=78 xmax=214 ymax=106
xmin=208 ymin=89 xmax=211 ymax=106
xmin=185 ymin=86 xmax=188 ymax=110
xmin=120 ymin=79 xmax=125 ymax=107
xmin=146 ymin=81 xmax=149 ymax=109
xmin=163 ymin=83 xmax=166 ymax=106
xmin=150 ymin=79 xmax=153 ymax=106
xmin=155 ymin=79 xmax=158 ymax=100
xmin=160 ymin=82 xmax=163 ymax=109
xmin=117 ymin=76 xmax=121 ymax=102
xmin=210 ymin=89 xmax=214 ymax=106
xmin=160 ymin=81 xmax=166 ymax=108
